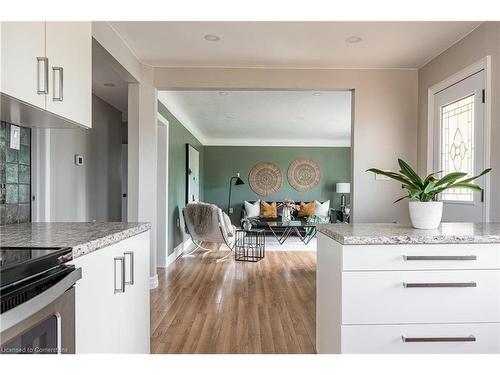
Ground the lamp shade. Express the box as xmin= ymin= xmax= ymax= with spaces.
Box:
xmin=235 ymin=177 xmax=245 ymax=185
xmin=336 ymin=182 xmax=350 ymax=194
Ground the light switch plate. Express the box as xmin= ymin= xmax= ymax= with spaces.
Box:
xmin=9 ymin=125 xmax=20 ymax=150
xmin=229 ymin=207 xmax=234 ymax=214
xmin=75 ymin=154 xmax=84 ymax=166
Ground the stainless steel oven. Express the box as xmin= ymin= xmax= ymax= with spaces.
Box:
xmin=0 ymin=247 xmax=81 ymax=354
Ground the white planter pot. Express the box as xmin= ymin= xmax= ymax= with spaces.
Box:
xmin=408 ymin=201 xmax=443 ymax=230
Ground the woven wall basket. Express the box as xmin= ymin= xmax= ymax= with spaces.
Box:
xmin=248 ymin=162 xmax=283 ymax=196
xmin=288 ymin=159 xmax=321 ymax=192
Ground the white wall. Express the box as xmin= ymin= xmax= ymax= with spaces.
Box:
xmin=154 ymin=67 xmax=418 ymax=224
xmin=48 ymin=128 xmax=89 ymax=221
xmin=418 ymin=22 xmax=500 ymax=221
xmin=40 ymin=95 xmax=123 ymax=222
xmin=94 ymin=22 xmax=160 ymax=282
xmin=127 ymin=67 xmax=158 ymax=280
xmin=156 ymin=120 xmax=168 ymax=267
xmin=87 ymin=95 xmax=123 ymax=221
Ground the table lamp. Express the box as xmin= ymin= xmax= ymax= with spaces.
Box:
xmin=336 ymin=182 xmax=350 ymax=213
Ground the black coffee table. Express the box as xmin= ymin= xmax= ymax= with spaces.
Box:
xmin=267 ymin=220 xmax=317 ymax=245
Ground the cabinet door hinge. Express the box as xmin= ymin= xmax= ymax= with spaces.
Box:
xmin=482 ymin=89 xmax=486 ymax=103
xmin=481 ymin=190 xmax=484 ymax=202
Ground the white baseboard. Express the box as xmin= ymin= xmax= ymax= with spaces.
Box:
xmin=149 ymin=274 xmax=159 ymax=289
xmin=152 ymin=239 xmax=195 ymax=289
xmin=164 ymin=238 xmax=196 ymax=267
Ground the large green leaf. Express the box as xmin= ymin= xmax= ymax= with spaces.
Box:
xmin=366 ymin=168 xmax=420 ymax=190
xmin=428 ymin=185 xmax=451 ymax=195
xmin=420 ymin=193 xmax=433 ymax=202
xmin=398 ymin=159 xmax=424 ymax=188
xmin=434 ymin=172 xmax=467 ymax=187
xmin=449 ymin=182 xmax=482 ymax=191
xmin=408 ymin=188 xmax=422 ymax=199
xmin=423 ymin=181 xmax=436 ymax=194
xmin=424 ymin=171 xmax=442 ymax=185
xmin=427 ymin=182 xmax=482 ymax=199
xmin=393 ymin=195 xmax=409 ymax=204
xmin=456 ymin=168 xmax=492 ymax=184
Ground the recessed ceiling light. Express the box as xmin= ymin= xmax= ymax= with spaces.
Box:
xmin=345 ymin=36 xmax=363 ymax=44
xmin=312 ymin=92 xmax=322 ymax=96
xmin=218 ymin=91 xmax=229 ymax=96
xmin=204 ymin=34 xmax=220 ymax=42
xmin=103 ymin=82 xmax=116 ymax=87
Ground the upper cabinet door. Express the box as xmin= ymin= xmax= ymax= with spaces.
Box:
xmin=45 ymin=22 xmax=92 ymax=128
xmin=0 ymin=22 xmax=46 ymax=109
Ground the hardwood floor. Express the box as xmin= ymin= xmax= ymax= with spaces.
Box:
xmin=150 ymin=247 xmax=316 ymax=354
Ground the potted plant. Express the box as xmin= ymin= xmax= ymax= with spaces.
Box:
xmin=367 ymin=159 xmax=491 ymax=229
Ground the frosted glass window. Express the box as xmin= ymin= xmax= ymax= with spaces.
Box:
xmin=440 ymin=95 xmax=474 ymax=202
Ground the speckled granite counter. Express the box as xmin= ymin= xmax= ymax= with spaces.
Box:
xmin=317 ymin=222 xmax=500 ymax=245
xmin=0 ymin=222 xmax=151 ymax=259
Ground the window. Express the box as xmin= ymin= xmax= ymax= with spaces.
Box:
xmin=439 ymin=94 xmax=474 ymax=202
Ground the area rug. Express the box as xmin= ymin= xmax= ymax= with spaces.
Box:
xmin=218 ymin=235 xmax=316 ymax=252
xmin=264 ymin=235 xmax=317 ymax=251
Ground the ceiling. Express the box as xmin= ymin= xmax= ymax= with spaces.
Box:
xmin=158 ymin=90 xmax=352 ymax=146
xmin=110 ymin=21 xmax=480 ymax=69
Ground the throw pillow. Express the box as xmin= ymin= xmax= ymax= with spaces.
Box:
xmin=244 ymin=200 xmax=261 ymax=217
xmin=260 ymin=201 xmax=278 ymax=218
xmin=297 ymin=201 xmax=316 ymax=217
xmin=314 ymin=200 xmax=330 ymax=217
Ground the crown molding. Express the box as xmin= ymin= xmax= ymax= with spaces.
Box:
xmin=203 ymin=137 xmax=351 ymax=147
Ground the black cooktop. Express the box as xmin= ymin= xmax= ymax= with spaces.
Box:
xmin=0 ymin=247 xmax=73 ymax=289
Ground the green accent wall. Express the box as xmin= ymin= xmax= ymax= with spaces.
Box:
xmin=158 ymin=101 xmax=204 ymax=256
xmin=204 ymin=146 xmax=351 ymax=223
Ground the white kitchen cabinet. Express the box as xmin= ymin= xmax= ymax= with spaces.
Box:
xmin=317 ymin=232 xmax=500 ymax=354
xmin=342 ymin=323 xmax=500 ymax=354
xmin=0 ymin=22 xmax=46 ymax=109
xmin=45 ymin=22 xmax=92 ymax=128
xmin=70 ymin=239 xmax=122 ymax=353
xmin=0 ymin=21 xmax=91 ymax=129
xmin=342 ymin=269 xmax=500 ymax=325
xmin=70 ymin=231 xmax=150 ymax=353
xmin=117 ymin=232 xmax=151 ymax=353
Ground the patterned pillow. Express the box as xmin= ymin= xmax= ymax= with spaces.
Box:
xmin=307 ymin=215 xmax=330 ymax=224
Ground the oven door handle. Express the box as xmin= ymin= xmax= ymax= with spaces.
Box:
xmin=0 ymin=268 xmax=82 ymax=333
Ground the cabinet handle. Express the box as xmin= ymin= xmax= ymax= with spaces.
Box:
xmin=37 ymin=57 xmax=49 ymax=94
xmin=403 ymin=282 xmax=477 ymax=288
xmin=124 ymin=251 xmax=134 ymax=286
xmin=403 ymin=255 xmax=477 ymax=261
xmin=114 ymin=256 xmax=126 ymax=294
xmin=402 ymin=335 xmax=476 ymax=343
xmin=52 ymin=67 xmax=64 ymax=101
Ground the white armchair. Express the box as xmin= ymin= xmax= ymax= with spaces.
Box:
xmin=182 ymin=202 xmax=237 ymax=258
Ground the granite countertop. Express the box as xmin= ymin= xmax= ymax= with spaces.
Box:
xmin=317 ymin=222 xmax=500 ymax=245
xmin=0 ymin=222 xmax=151 ymax=259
